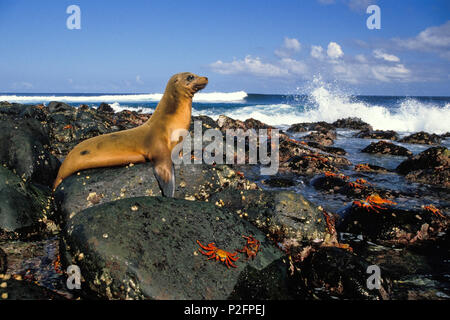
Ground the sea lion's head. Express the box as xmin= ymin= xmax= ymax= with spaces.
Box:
xmin=168 ymin=72 xmax=208 ymax=98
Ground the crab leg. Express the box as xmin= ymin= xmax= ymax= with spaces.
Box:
xmin=226 ymin=258 xmax=238 ymax=268
xmin=197 ymin=240 xmax=216 ymax=250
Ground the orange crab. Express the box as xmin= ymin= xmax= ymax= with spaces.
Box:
xmin=355 ymin=163 xmax=372 ymax=171
xmin=423 ymin=204 xmax=446 ymax=218
xmin=197 ymin=240 xmax=239 ymax=269
xmin=237 ymin=235 xmax=261 ymax=260
xmin=322 ymin=210 xmax=337 ymax=235
xmin=347 ymin=181 xmax=366 ymax=189
xmin=353 ymin=194 xmax=397 ymax=213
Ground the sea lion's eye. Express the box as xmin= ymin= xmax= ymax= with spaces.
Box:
xmin=187 ymin=75 xmax=195 ymax=82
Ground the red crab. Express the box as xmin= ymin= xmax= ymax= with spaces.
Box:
xmin=353 ymin=194 xmax=397 ymax=213
xmin=197 ymin=240 xmax=239 ymax=269
xmin=423 ymin=204 xmax=445 ymax=218
xmin=237 ymin=235 xmax=261 ymax=260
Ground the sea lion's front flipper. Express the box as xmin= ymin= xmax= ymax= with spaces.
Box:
xmin=153 ymin=162 xmax=175 ymax=197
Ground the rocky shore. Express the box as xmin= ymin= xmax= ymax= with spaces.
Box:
xmin=0 ymin=101 xmax=448 ymax=300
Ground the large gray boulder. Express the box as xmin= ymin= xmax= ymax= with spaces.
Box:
xmin=0 ymin=167 xmax=53 ymax=240
xmin=60 ymin=196 xmax=292 ymax=300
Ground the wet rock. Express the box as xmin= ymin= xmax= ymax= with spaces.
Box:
xmin=0 ymin=247 xmax=6 ymax=274
xmin=0 ymin=114 xmax=60 ymax=186
xmin=216 ymin=115 xmax=276 ymax=134
xmin=209 ymin=189 xmax=328 ymax=243
xmin=0 ymin=167 xmax=54 ymax=241
xmin=354 ymin=163 xmax=390 ymax=173
xmin=216 ymin=115 xmax=247 ymax=131
xmin=190 ymin=115 xmax=220 ymax=132
xmin=354 ymin=130 xmax=399 ymax=141
xmin=54 ymin=163 xmax=256 ymax=219
xmin=303 ymin=129 xmax=336 ymax=146
xmin=0 ymin=103 xmax=48 ymax=121
xmin=292 ymin=247 xmax=391 ymax=300
xmin=0 ymin=277 xmax=66 ymax=300
xmin=0 ymin=238 xmax=68 ymax=295
xmin=262 ymin=176 xmax=296 ymax=188
xmin=278 ymin=139 xmax=310 ymax=163
xmin=332 ymin=118 xmax=373 ymax=131
xmin=398 ymin=131 xmax=442 ymax=145
xmin=60 ymin=196 xmax=292 ymax=300
xmin=48 ymin=101 xmax=74 ymax=113
xmin=338 ymin=201 xmax=449 ymax=245
xmin=97 ymin=103 xmax=114 ymax=113
xmin=306 ymin=141 xmax=347 ymax=155
xmin=361 ymin=141 xmax=412 ymax=157
xmin=311 ymin=173 xmax=397 ymax=199
xmin=396 ymin=146 xmax=449 ymax=188
xmin=48 ymin=107 xmax=115 ymax=156
xmin=285 ymin=152 xmax=351 ymax=176
xmin=287 ymin=122 xmax=335 ymax=133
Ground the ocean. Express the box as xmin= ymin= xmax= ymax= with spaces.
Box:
xmin=1 ymin=86 xmax=449 ymax=135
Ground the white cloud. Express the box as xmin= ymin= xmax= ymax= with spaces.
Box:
xmin=327 ymin=42 xmax=344 ymax=59
xmin=371 ymin=64 xmax=410 ymax=82
xmin=209 ymin=37 xmax=419 ymax=84
xmin=210 ymin=55 xmax=289 ymax=77
xmin=355 ymin=54 xmax=367 ymax=63
xmin=275 ymin=37 xmax=301 ymax=58
xmin=373 ymin=49 xmax=400 ymax=62
xmin=395 ymin=20 xmax=450 ymax=59
xmin=280 ymin=58 xmax=308 ymax=76
xmin=310 ymin=45 xmax=324 ymax=59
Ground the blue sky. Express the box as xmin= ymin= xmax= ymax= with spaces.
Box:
xmin=0 ymin=0 xmax=449 ymax=95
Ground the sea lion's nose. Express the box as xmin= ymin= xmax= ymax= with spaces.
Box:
xmin=203 ymin=77 xmax=208 ymax=82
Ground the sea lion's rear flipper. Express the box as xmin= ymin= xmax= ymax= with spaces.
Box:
xmin=153 ymin=162 xmax=175 ymax=197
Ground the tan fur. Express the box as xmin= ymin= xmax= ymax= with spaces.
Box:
xmin=53 ymin=72 xmax=208 ymax=190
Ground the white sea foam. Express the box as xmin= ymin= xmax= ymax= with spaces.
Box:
xmin=200 ymin=86 xmax=450 ymax=134
xmin=0 ymin=91 xmax=247 ymax=104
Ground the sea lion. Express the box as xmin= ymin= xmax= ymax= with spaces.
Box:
xmin=53 ymin=72 xmax=208 ymax=197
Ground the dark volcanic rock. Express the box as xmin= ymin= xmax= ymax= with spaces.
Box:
xmin=396 ymin=146 xmax=449 ymax=188
xmin=361 ymin=141 xmax=412 ymax=157
xmin=209 ymin=189 xmax=328 ymax=243
xmin=338 ymin=201 xmax=449 ymax=245
xmin=285 ymin=152 xmax=351 ymax=176
xmin=0 ymin=278 xmax=66 ymax=300
xmin=293 ymin=247 xmax=391 ymax=300
xmin=97 ymin=103 xmax=114 ymax=113
xmin=287 ymin=122 xmax=335 ymax=133
xmin=0 ymin=247 xmax=6 ymax=274
xmin=303 ymin=129 xmax=336 ymax=146
xmin=216 ymin=115 xmax=275 ymax=132
xmin=60 ymin=196 xmax=292 ymax=300
xmin=311 ymin=173 xmax=397 ymax=199
xmin=398 ymin=131 xmax=442 ymax=145
xmin=354 ymin=130 xmax=399 ymax=141
xmin=0 ymin=114 xmax=60 ymax=186
xmin=306 ymin=141 xmax=347 ymax=155
xmin=262 ymin=176 xmax=296 ymax=188
xmin=0 ymin=167 xmax=53 ymax=240
xmin=332 ymin=118 xmax=373 ymax=131
xmin=54 ymin=163 xmax=256 ymax=219
xmin=48 ymin=101 xmax=74 ymax=113
xmin=48 ymin=107 xmax=114 ymax=156
xmin=354 ymin=163 xmax=389 ymax=173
